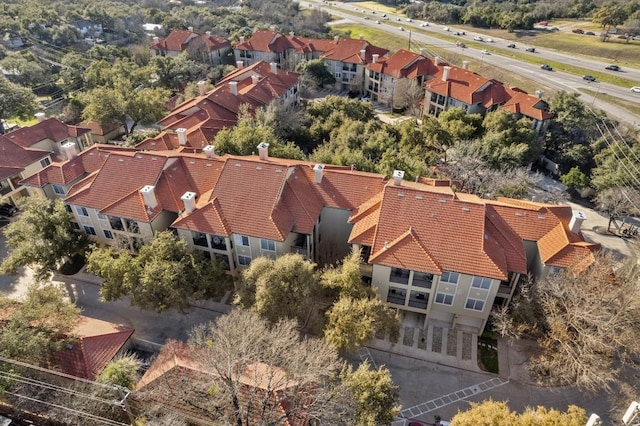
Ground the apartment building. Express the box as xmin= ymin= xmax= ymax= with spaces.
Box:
xmin=150 ymin=28 xmax=232 ymax=66
xmin=0 ymin=134 xmax=53 ymax=205
xmin=137 ymin=61 xmax=300 ymax=151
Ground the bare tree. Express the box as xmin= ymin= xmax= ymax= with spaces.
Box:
xmin=393 ymin=78 xmax=424 ymax=115
xmin=492 ymin=252 xmax=640 ymax=393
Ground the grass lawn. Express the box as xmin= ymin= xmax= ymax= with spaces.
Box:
xmin=332 ymin=23 xmax=556 ymax=95
xmin=352 ymin=1 xmax=400 ymax=15
xmin=579 ymin=88 xmax=640 ymax=117
xmin=478 ymin=337 xmax=499 ymax=374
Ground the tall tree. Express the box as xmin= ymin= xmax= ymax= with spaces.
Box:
xmin=0 ymin=285 xmax=81 ymax=364
xmin=234 ymin=253 xmax=318 ymax=324
xmin=86 ymin=231 xmax=227 ymax=313
xmin=592 ymin=2 xmax=628 ymax=41
xmin=450 ymin=399 xmax=586 ymax=425
xmin=0 ymin=197 xmax=89 ymax=282
xmin=0 ymin=76 xmax=37 ymax=134
xmin=491 ymin=253 xmax=640 ymax=393
xmin=340 ymin=361 xmax=400 ymax=426
xmin=185 ymin=310 xmax=355 ymax=425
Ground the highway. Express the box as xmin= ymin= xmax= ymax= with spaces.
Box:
xmin=304 ymin=0 xmax=640 ymax=126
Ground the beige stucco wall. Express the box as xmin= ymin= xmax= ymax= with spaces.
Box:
xmin=316 ymin=207 xmax=353 ymax=266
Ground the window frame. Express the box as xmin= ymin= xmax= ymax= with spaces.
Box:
xmin=237 ymin=254 xmax=252 ymax=266
xmin=103 ymin=230 xmax=113 ymax=239
xmin=260 ymin=239 xmax=276 ymax=252
xmin=83 ymin=225 xmax=96 ymax=236
xmin=235 ymin=234 xmax=250 ymax=247
xmin=76 ymin=206 xmax=89 ymax=217
xmin=52 ymin=184 xmax=65 ymax=195
xmin=440 ymin=271 xmax=460 ymax=285
xmin=471 ymin=277 xmax=492 ymax=290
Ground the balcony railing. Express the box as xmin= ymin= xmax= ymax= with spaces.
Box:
xmin=497 ymin=284 xmax=513 ymax=296
xmin=412 ymin=273 xmax=433 ymax=289
xmin=408 ymin=298 xmax=428 ymax=309
xmin=290 ymin=246 xmax=308 ymax=257
xmin=386 ymin=288 xmax=406 ymax=305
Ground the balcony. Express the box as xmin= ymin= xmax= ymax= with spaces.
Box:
xmin=108 ymin=216 xmax=124 ymax=231
xmin=290 ymin=246 xmax=308 ymax=257
xmin=0 ymin=185 xmax=11 ymax=196
xmin=408 ymin=292 xmax=428 ymax=309
xmin=211 ymin=235 xmax=227 ymax=251
xmin=412 ymin=272 xmax=433 ymax=289
xmin=386 ymin=288 xmax=406 ymax=305
xmin=193 ymin=232 xmax=208 ymax=248
xmin=497 ymin=284 xmax=513 ymax=296
xmin=390 ymin=268 xmax=410 ymax=285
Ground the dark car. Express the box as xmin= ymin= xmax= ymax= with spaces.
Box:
xmin=507 ymin=43 xmax=516 ymax=48
xmin=0 ymin=203 xmax=18 ymax=217
xmin=583 ymin=75 xmax=596 ymax=81
xmin=525 ymin=47 xmax=535 ymax=52
xmin=605 ymin=64 xmax=620 ymax=71
xmin=585 ymin=31 xmax=595 ymax=35
xmin=572 ymin=29 xmax=584 ymax=34
xmin=540 ymin=64 xmax=553 ymax=71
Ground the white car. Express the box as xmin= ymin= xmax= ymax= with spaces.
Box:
xmin=406 ymin=18 xmax=412 ymax=22
xmin=631 ymin=86 xmax=640 ymax=93
xmin=486 ymin=37 xmax=494 ymax=42
xmin=481 ymin=49 xmax=490 ymax=55
xmin=419 ymin=22 xmax=429 ymax=27
xmin=443 ymin=27 xmax=450 ymax=31
xmin=399 ymin=26 xmax=405 ymax=31
xmin=473 ymin=36 xmax=484 ymax=41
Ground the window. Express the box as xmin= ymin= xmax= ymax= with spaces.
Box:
xmin=435 ymin=292 xmax=454 ymax=306
xmin=440 ymin=271 xmax=459 ymax=285
xmin=234 ymin=235 xmax=250 ymax=247
xmin=193 ymin=232 xmax=209 ymax=247
xmin=103 ymin=230 xmax=113 ymax=239
xmin=52 ymin=184 xmax=65 ymax=195
xmin=97 ymin=213 xmax=107 ymax=220
xmin=238 ymin=255 xmax=252 ymax=266
xmin=471 ymin=277 xmax=492 ymax=290
xmin=76 ymin=206 xmax=88 ymax=216
xmin=72 ymin=222 xmax=80 ymax=230
xmin=389 ymin=267 xmax=410 ymax=285
xmin=465 ymin=298 xmax=485 ymax=311
xmin=408 ymin=291 xmax=428 ymax=309
xmin=124 ymin=219 xmax=139 ymax=234
xmin=109 ymin=216 xmax=124 ymax=231
xmin=211 ymin=235 xmax=227 ymax=250
xmin=260 ymin=239 xmax=276 ymax=252
xmin=83 ymin=225 xmax=96 ymax=236
xmin=40 ymin=158 xmax=51 ymax=168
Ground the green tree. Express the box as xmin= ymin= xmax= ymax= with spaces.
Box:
xmin=86 ymin=231 xmax=226 ymax=312
xmin=560 ymin=166 xmax=590 ymax=190
xmin=296 ymin=58 xmax=335 ymax=91
xmin=340 ymin=361 xmax=400 ymax=426
xmin=0 ymin=55 xmax=47 ymax=88
xmin=234 ymin=253 xmax=318 ymax=324
xmin=0 ymin=197 xmax=89 ymax=282
xmin=150 ymin=53 xmax=209 ymax=91
xmin=96 ymin=353 xmax=141 ymax=389
xmin=450 ymin=399 xmax=586 ymax=426
xmin=324 ymin=296 xmax=400 ymax=351
xmin=476 ymin=109 xmax=539 ymax=168
xmin=0 ymin=76 xmax=37 ymax=134
xmin=0 ymin=285 xmax=81 ymax=364
xmin=438 ymin=107 xmax=483 ymax=141
xmin=592 ymin=2 xmax=628 ymax=41
xmin=320 ymin=247 xmax=368 ymax=299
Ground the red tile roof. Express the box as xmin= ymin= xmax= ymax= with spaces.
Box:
xmin=150 ymin=30 xmax=199 ymax=52
xmin=234 ymin=30 xmax=337 ymax=55
xmin=4 ymin=118 xmax=90 ymax=148
xmin=202 ymin=33 xmax=231 ymax=51
xmin=367 ymin=49 xmax=437 ymax=78
xmin=321 ymin=38 xmax=389 ymax=64
xmin=0 ymin=134 xmax=50 ymax=169
xmin=501 ymin=89 xmax=553 ymax=121
xmin=426 ymin=65 xmax=492 ymax=105
xmin=52 ymin=316 xmax=133 ymax=380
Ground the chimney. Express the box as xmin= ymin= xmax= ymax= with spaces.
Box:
xmin=535 ymin=89 xmax=544 ymax=99
xmin=181 ymin=191 xmax=197 ymax=214
xmin=176 ymin=128 xmax=187 ymax=146
xmin=228 ymin=81 xmax=238 ymax=95
xmin=289 ymin=31 xmax=294 ymax=37
xmin=434 ymin=56 xmax=441 ymax=65
xmin=359 ymin=34 xmax=364 ymax=40
xmin=269 ymin=25 xmax=276 ymax=31
xmin=62 ymin=141 xmax=77 ymax=160
xmin=419 ymin=48 xmax=426 ymax=57
xmin=462 ymin=60 xmax=470 ymax=70
xmin=442 ymin=66 xmax=451 ymax=82
xmin=569 ymin=210 xmax=586 ymax=234
xmin=153 ymin=36 xmax=160 ymax=44
xmin=372 ymin=54 xmax=379 ymax=63
xmin=360 ymin=49 xmax=366 ymax=60
xmin=197 ymin=80 xmax=207 ymax=96
xmin=313 ymin=164 xmax=324 ymax=184
xmin=392 ymin=170 xmax=405 ymax=186
xmin=270 ymin=62 xmax=278 ymax=74
xmin=251 ymin=74 xmax=260 ymax=85
xmin=333 ymin=35 xmax=339 ymax=43
xmin=140 ymin=185 xmax=158 ymax=209
xmin=257 ymin=142 xmax=269 ymax=161
xmin=203 ymin=145 xmax=215 ymax=159
xmin=205 ymin=31 xmax=211 ymax=36
xmin=34 ymin=112 xmax=46 ymax=122
xmin=236 ymin=60 xmax=244 ymax=69
xmin=188 ymin=26 xmax=194 ymax=32
xmin=239 ymin=36 xmax=245 ymax=43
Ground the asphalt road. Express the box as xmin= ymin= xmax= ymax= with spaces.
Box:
xmin=304 ymin=0 xmax=640 ymax=126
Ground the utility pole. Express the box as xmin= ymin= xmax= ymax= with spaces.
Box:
xmin=408 ymin=30 xmax=411 ymax=50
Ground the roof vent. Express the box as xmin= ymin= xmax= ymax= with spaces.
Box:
xmin=176 ymin=128 xmax=187 ymax=145
xmin=140 ymin=185 xmax=158 ymax=209
xmin=438 ymin=199 xmax=446 ymax=203
xmin=462 ymin=207 xmax=470 ymax=212
xmin=515 ymin=212 xmax=523 ymax=217
xmin=203 ymin=145 xmax=215 ymax=159
xmin=397 ymin=192 xmax=405 ymax=198
xmin=392 ymin=170 xmax=404 ymax=186
xmin=538 ymin=215 xmax=546 ymax=220
xmin=257 ymin=142 xmax=269 ymax=161
xmin=181 ymin=191 xmax=196 ymax=214
xmin=415 ymin=195 xmax=423 ymax=200
xmin=313 ymin=164 xmax=324 ymax=184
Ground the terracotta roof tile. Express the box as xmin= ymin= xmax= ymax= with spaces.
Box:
xmin=369 ymin=227 xmax=443 ymax=274
xmin=0 ymin=135 xmax=50 ymax=169
xmin=4 ymin=118 xmax=90 ymax=148
xmin=150 ymin=30 xmax=199 ymax=52
xmin=321 ymin=38 xmax=388 ymax=64
xmin=426 ymin=65 xmax=491 ymax=105
xmin=367 ymin=49 xmax=437 ymax=78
